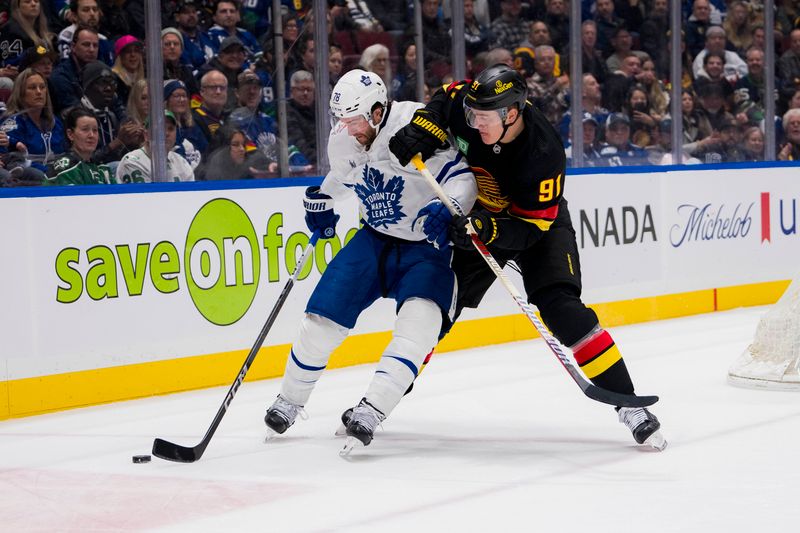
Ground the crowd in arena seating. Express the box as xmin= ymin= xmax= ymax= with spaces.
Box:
xmin=0 ymin=0 xmax=798 ymax=187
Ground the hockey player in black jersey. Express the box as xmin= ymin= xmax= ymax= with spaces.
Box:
xmin=389 ymin=64 xmax=666 ymax=450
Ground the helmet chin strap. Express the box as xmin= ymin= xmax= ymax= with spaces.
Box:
xmin=492 ymin=109 xmax=522 ymax=146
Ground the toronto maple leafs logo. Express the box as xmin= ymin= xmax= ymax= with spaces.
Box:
xmin=354 ymin=166 xmax=406 ymax=228
xmin=360 ymin=75 xmax=372 ymax=86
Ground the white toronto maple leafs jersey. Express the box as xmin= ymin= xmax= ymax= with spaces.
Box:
xmin=321 ymin=101 xmax=477 ymax=241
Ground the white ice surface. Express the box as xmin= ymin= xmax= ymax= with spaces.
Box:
xmin=2 ymin=306 xmax=799 ymax=532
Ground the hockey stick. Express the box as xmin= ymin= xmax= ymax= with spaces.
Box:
xmin=411 ymin=155 xmax=657 ymax=408
xmin=152 ymin=231 xmax=321 ymax=462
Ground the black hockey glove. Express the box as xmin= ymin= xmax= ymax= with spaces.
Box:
xmin=450 ymin=211 xmax=499 ymax=249
xmin=389 ymin=109 xmax=449 ymax=166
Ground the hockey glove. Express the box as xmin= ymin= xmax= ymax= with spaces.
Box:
xmin=450 ymin=211 xmax=499 ymax=249
xmin=413 ymin=200 xmax=454 ymax=250
xmin=303 ymin=186 xmax=340 ymax=238
xmin=389 ymin=109 xmax=449 ymax=167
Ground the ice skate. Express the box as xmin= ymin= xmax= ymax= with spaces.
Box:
xmin=264 ymin=395 xmax=306 ymax=441
xmin=339 ymin=399 xmax=385 ymax=456
xmin=334 ymin=407 xmax=353 ymax=437
xmin=618 ymin=407 xmax=667 ymax=451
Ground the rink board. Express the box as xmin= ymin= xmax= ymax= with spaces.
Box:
xmin=1 ymin=163 xmax=798 ymax=418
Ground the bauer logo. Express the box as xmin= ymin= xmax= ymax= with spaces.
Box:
xmin=184 ymin=198 xmax=260 ymax=326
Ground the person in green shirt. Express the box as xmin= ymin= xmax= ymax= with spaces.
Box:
xmin=44 ymin=108 xmax=115 ymax=186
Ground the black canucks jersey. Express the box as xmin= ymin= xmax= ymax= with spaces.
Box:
xmin=429 ymin=81 xmax=568 ymax=250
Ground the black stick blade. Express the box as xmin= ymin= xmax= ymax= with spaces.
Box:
xmin=584 ymin=385 xmax=659 ymax=408
xmin=152 ymin=438 xmax=202 ymax=463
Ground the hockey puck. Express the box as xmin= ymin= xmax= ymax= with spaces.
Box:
xmin=132 ymin=454 xmax=151 ymax=464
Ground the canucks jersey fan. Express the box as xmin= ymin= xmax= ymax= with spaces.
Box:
xmin=389 ymin=64 xmax=666 ymax=451
xmin=264 ymin=69 xmax=477 ymax=453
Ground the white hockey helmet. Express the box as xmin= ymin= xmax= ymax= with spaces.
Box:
xmin=329 ymin=69 xmax=388 ymax=127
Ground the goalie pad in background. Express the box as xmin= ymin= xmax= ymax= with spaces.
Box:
xmin=728 ymin=278 xmax=800 ymax=391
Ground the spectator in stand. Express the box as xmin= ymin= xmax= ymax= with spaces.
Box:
xmin=56 ymin=0 xmax=112 ymax=65
xmin=0 ymin=0 xmax=56 ymax=69
xmin=79 ymin=61 xmax=143 ymax=165
xmin=525 ymin=45 xmax=569 ymax=127
xmin=227 ymin=69 xmax=309 ymax=171
xmin=614 ymin=0 xmax=644 ymax=35
xmin=416 ymin=0 xmax=450 ymax=65
xmin=733 ymin=46 xmax=767 ymax=126
xmin=723 ymin=0 xmax=753 ymax=56
xmin=542 ymin=0 xmax=569 ymax=56
xmin=581 ymin=20 xmax=608 ymax=84
xmin=692 ymin=26 xmax=748 ymax=81
xmin=484 ymin=46 xmax=513 ymax=69
xmin=777 ymin=0 xmax=800 ymax=42
xmin=517 ymin=21 xmax=564 ymax=78
xmin=96 ymin=0 xmax=137 ymax=39
xmin=639 ymin=0 xmax=669 ymax=72
xmin=598 ymin=112 xmax=649 ymax=166
xmin=198 ymin=35 xmax=246 ymax=111
xmin=286 ymin=69 xmax=316 ymax=166
xmin=694 ymin=114 xmax=745 ymax=163
xmin=279 ymin=14 xmax=299 ymax=53
xmin=111 ymin=35 xmax=143 ymax=104
xmin=359 ymin=43 xmax=391 ymax=94
xmin=463 ymin=0 xmax=491 ymax=58
xmin=623 ymin=84 xmax=658 ymax=147
xmin=328 ymin=44 xmax=343 ymax=89
xmin=565 ymin=112 xmax=605 ymax=167
xmin=656 ymin=29 xmax=694 ymax=89
xmin=693 ymin=52 xmax=735 ymax=101
xmin=490 ymin=0 xmax=528 ymax=52
xmin=193 ymin=69 xmax=229 ymax=156
xmin=681 ymin=88 xmax=714 ymax=157
xmin=164 ymin=79 xmax=202 ymax=170
xmin=45 ymin=107 xmax=114 ymax=185
xmin=364 ymin=0 xmax=408 ymax=32
xmin=205 ymin=0 xmax=260 ymax=59
xmin=778 ymin=108 xmax=800 ymax=161
xmin=1 ymin=68 xmax=66 ymax=179
xmin=125 ymin=78 xmax=147 ymax=126
xmin=287 ymin=33 xmax=315 ymax=77
xmin=639 ymin=59 xmax=669 ymax=119
xmin=347 ymin=0 xmax=383 ymax=32
xmin=603 ymin=52 xmax=642 ymax=112
xmin=605 ymin=25 xmax=650 ymax=73
xmin=199 ymin=126 xmax=274 ymax=180
xmin=17 ymin=44 xmax=56 ymax=85
xmin=162 ymin=27 xmax=200 ymax=99
xmin=558 ymin=74 xmax=609 ymax=144
xmin=116 ymin=110 xmax=194 ymax=183
xmin=778 ymin=29 xmax=800 ymax=95
xmin=175 ymin=0 xmax=214 ymax=69
xmin=392 ymin=42 xmax=417 ymax=101
xmin=740 ymin=126 xmax=764 ymax=161
xmin=686 ymin=0 xmax=714 ymax=58
xmin=750 ymin=24 xmax=766 ymax=51
xmin=594 ymin=0 xmax=624 ymax=58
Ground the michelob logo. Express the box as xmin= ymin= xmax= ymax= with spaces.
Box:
xmin=54 ymin=198 xmax=357 ymax=326
xmin=494 ymin=80 xmax=513 ymax=94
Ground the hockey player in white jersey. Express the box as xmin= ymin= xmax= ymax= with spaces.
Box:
xmin=265 ymin=69 xmax=477 ymax=453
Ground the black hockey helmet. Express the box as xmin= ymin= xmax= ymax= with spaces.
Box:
xmin=464 ymin=63 xmax=527 ymax=112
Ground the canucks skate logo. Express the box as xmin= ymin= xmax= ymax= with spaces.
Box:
xmin=354 ymin=165 xmax=406 ymax=228
xmin=360 ymin=75 xmax=372 ymax=86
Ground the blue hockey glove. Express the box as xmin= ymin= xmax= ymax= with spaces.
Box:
xmin=450 ymin=211 xmax=498 ymax=249
xmin=413 ymin=200 xmax=454 ymax=249
xmin=303 ymin=186 xmax=339 ymax=238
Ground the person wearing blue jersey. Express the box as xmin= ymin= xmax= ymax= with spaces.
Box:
xmin=264 ymin=69 xmax=477 ymax=452
xmin=204 ymin=0 xmax=260 ymax=60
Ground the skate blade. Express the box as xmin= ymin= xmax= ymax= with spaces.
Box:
xmin=643 ymin=430 xmax=668 ymax=451
xmin=339 ymin=436 xmax=364 ymax=456
xmin=334 ymin=423 xmax=347 ymax=437
xmin=264 ymin=428 xmax=282 ymax=443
